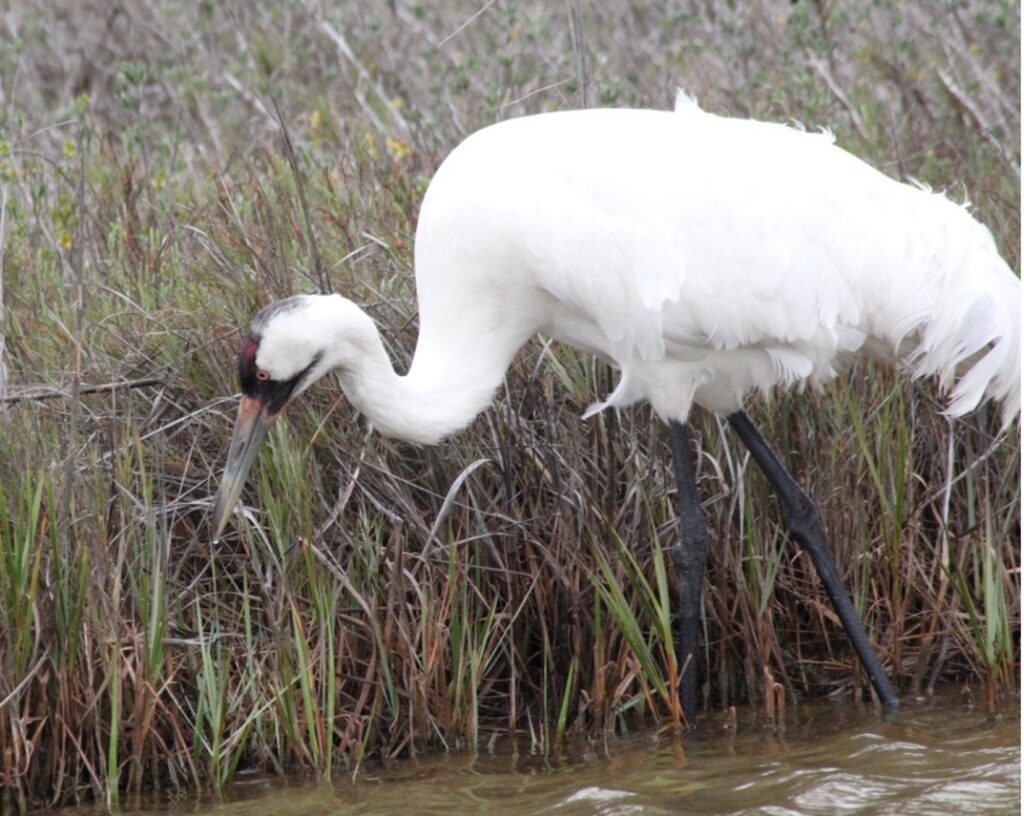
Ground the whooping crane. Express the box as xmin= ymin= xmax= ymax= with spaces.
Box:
xmin=212 ymin=94 xmax=1021 ymax=725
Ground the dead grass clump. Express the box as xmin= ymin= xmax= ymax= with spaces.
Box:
xmin=0 ymin=1 xmax=1018 ymax=809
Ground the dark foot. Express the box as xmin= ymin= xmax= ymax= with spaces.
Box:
xmin=668 ymin=421 xmax=710 ymax=726
xmin=727 ymin=410 xmax=899 ymax=710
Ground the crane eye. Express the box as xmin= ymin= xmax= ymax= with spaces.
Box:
xmin=256 ymin=370 xmax=270 ymax=381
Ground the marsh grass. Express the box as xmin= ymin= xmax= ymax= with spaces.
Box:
xmin=0 ymin=1 xmax=1019 ymax=809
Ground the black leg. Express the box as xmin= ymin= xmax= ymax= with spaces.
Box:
xmin=667 ymin=421 xmax=710 ymax=727
xmin=727 ymin=410 xmax=900 ymax=710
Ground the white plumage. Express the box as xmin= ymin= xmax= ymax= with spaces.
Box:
xmin=261 ymin=93 xmax=1017 ymax=445
xmin=213 ymin=96 xmax=1019 ymax=716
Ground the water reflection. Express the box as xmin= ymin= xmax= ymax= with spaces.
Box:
xmin=63 ymin=688 xmax=1020 ymax=815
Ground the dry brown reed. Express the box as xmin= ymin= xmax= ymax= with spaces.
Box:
xmin=0 ymin=1 xmax=1018 ymax=810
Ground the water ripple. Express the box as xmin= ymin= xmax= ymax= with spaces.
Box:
xmin=56 ymin=688 xmax=1020 ymax=816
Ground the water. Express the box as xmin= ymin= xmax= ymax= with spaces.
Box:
xmin=68 ymin=689 xmax=1019 ymax=815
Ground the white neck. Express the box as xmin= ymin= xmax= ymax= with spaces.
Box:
xmin=326 ymin=300 xmax=536 ymax=445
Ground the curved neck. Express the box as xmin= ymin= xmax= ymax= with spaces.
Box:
xmin=333 ymin=307 xmax=533 ymax=445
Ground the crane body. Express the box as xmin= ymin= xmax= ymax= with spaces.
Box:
xmin=213 ymin=96 xmax=1020 ymax=725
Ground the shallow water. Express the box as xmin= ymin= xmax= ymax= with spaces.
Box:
xmin=69 ymin=688 xmax=1019 ymax=815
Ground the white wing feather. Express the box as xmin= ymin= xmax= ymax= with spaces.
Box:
xmin=412 ymin=98 xmax=1020 ymax=427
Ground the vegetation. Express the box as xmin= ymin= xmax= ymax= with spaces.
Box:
xmin=0 ymin=1 xmax=1018 ymax=810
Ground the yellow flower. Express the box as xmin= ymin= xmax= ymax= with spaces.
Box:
xmin=386 ymin=137 xmax=412 ymax=163
xmin=385 ymin=137 xmax=411 ymax=162
xmin=363 ymin=132 xmax=378 ymax=160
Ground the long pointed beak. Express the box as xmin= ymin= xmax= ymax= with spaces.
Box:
xmin=211 ymin=395 xmax=278 ymax=540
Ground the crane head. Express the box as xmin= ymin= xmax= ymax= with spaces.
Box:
xmin=211 ymin=297 xmax=327 ymax=540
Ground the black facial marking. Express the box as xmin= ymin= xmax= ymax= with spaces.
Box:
xmin=237 ymin=334 xmax=322 ymax=416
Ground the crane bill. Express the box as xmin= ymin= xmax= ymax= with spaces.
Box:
xmin=211 ymin=395 xmax=277 ymax=541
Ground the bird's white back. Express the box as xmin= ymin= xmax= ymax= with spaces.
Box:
xmin=410 ymin=96 xmax=1020 ymax=427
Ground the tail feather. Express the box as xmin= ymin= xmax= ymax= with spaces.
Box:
xmin=909 ymin=258 xmax=1020 ymax=429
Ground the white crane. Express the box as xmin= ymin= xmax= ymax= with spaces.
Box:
xmin=212 ymin=94 xmax=1020 ymax=726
